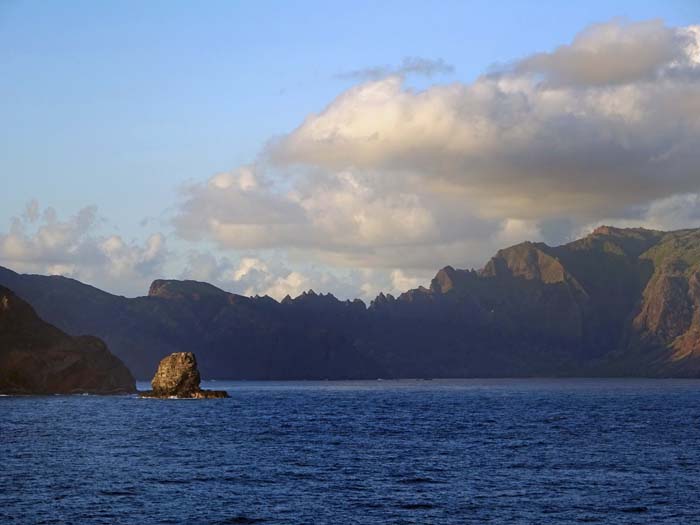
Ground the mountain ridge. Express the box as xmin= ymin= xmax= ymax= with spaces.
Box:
xmin=1 ymin=225 xmax=699 ymax=379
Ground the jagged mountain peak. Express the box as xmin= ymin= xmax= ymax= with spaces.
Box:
xmin=3 ymin=226 xmax=700 ymax=379
xmin=481 ymin=241 xmax=570 ymax=285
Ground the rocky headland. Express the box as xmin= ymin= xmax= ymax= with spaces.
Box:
xmin=0 ymin=285 xmax=135 ymax=395
xmin=140 ymin=352 xmax=228 ymax=399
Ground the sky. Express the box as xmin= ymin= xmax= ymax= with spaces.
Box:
xmin=1 ymin=0 xmax=700 ymax=299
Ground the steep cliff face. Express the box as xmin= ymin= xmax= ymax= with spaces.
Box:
xmin=363 ymin=226 xmax=700 ymax=376
xmin=617 ymin=230 xmax=700 ymax=375
xmin=0 ymin=286 xmax=135 ymax=394
xmin=634 ymin=260 xmax=694 ymax=341
xmin=479 ymin=242 xmax=590 ymax=342
xmin=1 ymin=226 xmax=700 ymax=379
xmin=671 ymin=270 xmax=700 ymax=364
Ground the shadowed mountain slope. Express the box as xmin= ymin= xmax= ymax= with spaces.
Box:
xmin=2 ymin=226 xmax=700 ymax=379
xmin=0 ymin=285 xmax=135 ymax=394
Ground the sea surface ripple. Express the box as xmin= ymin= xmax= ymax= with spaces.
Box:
xmin=3 ymin=378 xmax=700 ymax=524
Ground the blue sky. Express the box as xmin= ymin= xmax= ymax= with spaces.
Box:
xmin=1 ymin=1 xmax=699 ymax=298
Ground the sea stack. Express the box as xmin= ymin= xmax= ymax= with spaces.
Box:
xmin=140 ymin=352 xmax=228 ymax=399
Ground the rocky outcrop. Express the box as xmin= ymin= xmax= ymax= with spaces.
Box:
xmin=140 ymin=352 xmax=228 ymax=398
xmin=0 ymin=286 xmax=135 ymax=395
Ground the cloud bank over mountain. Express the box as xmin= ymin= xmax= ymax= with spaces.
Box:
xmin=173 ymin=20 xmax=700 ymax=293
xmin=3 ymin=20 xmax=700 ymax=298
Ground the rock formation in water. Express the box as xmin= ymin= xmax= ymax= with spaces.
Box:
xmin=140 ymin=352 xmax=228 ymax=398
xmin=0 ymin=285 xmax=135 ymax=395
xmin=2 ymin=226 xmax=700 ymax=379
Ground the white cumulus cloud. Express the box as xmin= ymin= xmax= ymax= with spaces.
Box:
xmin=174 ymin=19 xmax=700 ymax=293
xmin=10 ymin=19 xmax=699 ymax=301
xmin=0 ymin=201 xmax=169 ymax=296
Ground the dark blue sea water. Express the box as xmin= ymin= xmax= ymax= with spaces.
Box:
xmin=3 ymin=379 xmax=700 ymax=524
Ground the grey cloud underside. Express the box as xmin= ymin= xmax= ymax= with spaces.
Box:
xmin=174 ymin=20 xmax=700 ymax=278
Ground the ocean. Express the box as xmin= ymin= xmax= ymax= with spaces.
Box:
xmin=3 ymin=379 xmax=700 ymax=524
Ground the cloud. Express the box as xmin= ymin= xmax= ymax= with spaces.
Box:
xmin=174 ymin=165 xmax=309 ymax=250
xmin=11 ymin=20 xmax=699 ymax=300
xmin=577 ymin=192 xmax=700 ymax=236
xmin=516 ymin=19 xmax=693 ymax=86
xmin=337 ymin=56 xmax=454 ymax=81
xmin=180 ymin=252 xmax=286 ymax=297
xmin=179 ymin=249 xmax=433 ymax=301
xmin=389 ymin=269 xmax=428 ymax=292
xmin=0 ymin=202 xmax=168 ymax=296
xmin=167 ymin=20 xmax=699 ymax=298
xmin=180 ymin=251 xmax=344 ymax=300
xmin=175 ymin=21 xmax=700 ymax=272
xmin=643 ymin=193 xmax=700 ymax=231
xmin=273 ymin=24 xmax=700 ymax=214
xmin=175 ymin=164 xmax=510 ymax=271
